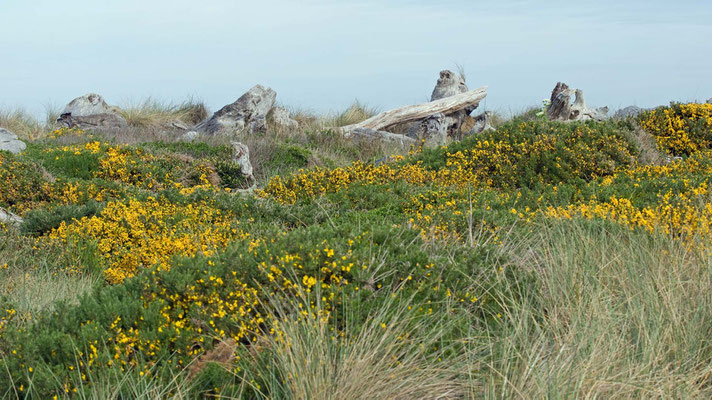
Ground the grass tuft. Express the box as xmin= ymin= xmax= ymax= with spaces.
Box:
xmin=118 ymin=98 xmax=208 ymax=128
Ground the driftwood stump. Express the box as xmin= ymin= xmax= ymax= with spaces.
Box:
xmin=548 ymin=82 xmax=608 ymax=122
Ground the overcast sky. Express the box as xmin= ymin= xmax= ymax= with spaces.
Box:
xmin=1 ymin=0 xmax=711 ymax=118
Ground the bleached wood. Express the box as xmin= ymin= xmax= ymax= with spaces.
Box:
xmin=340 ymin=87 xmax=487 ymax=135
xmin=548 ymin=82 xmax=608 ymax=122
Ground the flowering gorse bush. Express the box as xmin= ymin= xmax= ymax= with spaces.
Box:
xmin=639 ymin=102 xmax=712 ymax=156
xmin=47 ymin=197 xmax=247 ymax=283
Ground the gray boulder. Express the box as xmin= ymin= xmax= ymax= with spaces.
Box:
xmin=57 ymin=93 xmax=127 ymax=130
xmin=613 ymin=106 xmax=646 ymax=119
xmin=231 ymin=141 xmax=255 ymax=187
xmin=62 ymin=93 xmax=117 ymax=117
xmin=0 ymin=206 xmax=23 ymax=225
xmin=0 ymin=128 xmax=27 ymax=154
xmin=196 ymin=85 xmax=276 ymax=135
xmin=349 ymin=128 xmax=416 ymax=146
xmin=182 ymin=130 xmax=199 ymax=141
xmin=270 ymin=107 xmax=298 ymax=130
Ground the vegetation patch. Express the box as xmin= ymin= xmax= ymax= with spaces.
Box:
xmin=1 ymin=102 xmax=712 ymax=398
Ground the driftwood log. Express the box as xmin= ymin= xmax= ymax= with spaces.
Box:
xmin=340 ymin=86 xmax=487 ymax=137
xmin=548 ymin=82 xmax=608 ymax=122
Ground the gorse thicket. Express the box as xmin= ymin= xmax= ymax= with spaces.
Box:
xmin=0 ymin=103 xmax=711 ymax=397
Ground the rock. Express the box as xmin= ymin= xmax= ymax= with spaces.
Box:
xmin=374 ymin=155 xmax=398 ymax=166
xmin=0 ymin=128 xmax=26 ymax=154
xmin=613 ymin=106 xmax=646 ymax=119
xmin=182 ymin=131 xmax=199 ymax=141
xmin=469 ymin=112 xmax=495 ymax=135
xmin=57 ymin=113 xmax=128 ymax=130
xmin=195 ymin=85 xmax=276 ymax=135
xmin=0 ymin=206 xmax=22 ymax=225
xmin=270 ymin=107 xmax=298 ymax=130
xmin=165 ymin=120 xmax=190 ymax=131
xmin=349 ymin=128 xmax=416 ymax=146
xmin=231 ymin=141 xmax=255 ymax=187
xmin=707 ymin=98 xmax=712 ymax=104
xmin=57 ymin=93 xmax=127 ymax=130
xmin=61 ymin=93 xmax=118 ymax=117
xmin=548 ymin=82 xmax=608 ymax=122
xmin=665 ymin=156 xmax=684 ymax=164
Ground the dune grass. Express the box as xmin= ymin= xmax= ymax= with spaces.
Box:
xmin=117 ymin=98 xmax=208 ymax=128
xmin=0 ymin=109 xmax=51 ymax=141
xmin=237 ymin=271 xmax=467 ymax=400
xmin=469 ymin=220 xmax=712 ymax=399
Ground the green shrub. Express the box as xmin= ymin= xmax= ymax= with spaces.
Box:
xmin=414 ymin=118 xmax=637 ymax=189
xmin=23 ymin=142 xmax=103 ymax=180
xmin=215 ymin=160 xmax=250 ymax=189
xmin=272 ymin=143 xmax=311 ymax=169
xmin=21 ymin=200 xmax=104 ymax=236
xmin=0 ymin=152 xmax=52 ymax=212
xmin=142 ymin=142 xmax=232 ymax=160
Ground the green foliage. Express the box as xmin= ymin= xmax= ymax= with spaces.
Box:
xmin=0 ymin=151 xmax=51 ymax=211
xmin=3 ymin=105 xmax=712 ymax=397
xmin=638 ymin=102 xmax=712 ymax=156
xmin=272 ymin=143 xmax=311 ymax=169
xmin=23 ymin=142 xmax=103 ymax=180
xmin=142 ymin=141 xmax=232 ymax=160
xmin=414 ymin=118 xmax=637 ymax=189
xmin=21 ymin=200 xmax=104 ymax=236
xmin=215 ymin=160 xmax=250 ymax=189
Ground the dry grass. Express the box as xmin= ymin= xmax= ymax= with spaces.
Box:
xmin=627 ymin=122 xmax=667 ymax=165
xmin=0 ymin=226 xmax=97 ymax=322
xmin=328 ymin=101 xmax=378 ymax=127
xmin=468 ymin=220 xmax=712 ymax=399
xmin=118 ymin=98 xmax=208 ymax=128
xmin=0 ymin=109 xmax=50 ymax=140
xmin=240 ymin=286 xmax=466 ymax=400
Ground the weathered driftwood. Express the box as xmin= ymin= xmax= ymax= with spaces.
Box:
xmin=548 ymin=82 xmax=608 ymax=122
xmin=469 ymin=112 xmax=495 ymax=135
xmin=349 ymin=128 xmax=416 ymax=145
xmin=340 ymin=86 xmax=487 ymax=136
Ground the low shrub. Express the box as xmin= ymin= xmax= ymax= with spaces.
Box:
xmin=639 ymin=102 xmax=712 ymax=156
xmin=20 ymin=200 xmax=104 ymax=236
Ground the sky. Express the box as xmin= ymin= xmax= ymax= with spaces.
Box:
xmin=1 ymin=0 xmax=711 ymax=118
